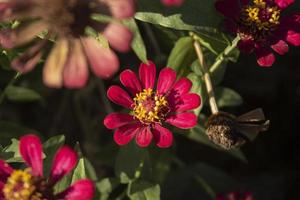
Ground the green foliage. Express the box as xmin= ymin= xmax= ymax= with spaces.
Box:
xmin=5 ymin=85 xmax=42 ymax=102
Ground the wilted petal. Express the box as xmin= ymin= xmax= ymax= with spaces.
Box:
xmin=104 ymin=0 xmax=135 ymax=19
xmin=0 ymin=160 xmax=13 ymax=182
xmin=81 ymin=37 xmax=119 ymax=79
xmin=120 ymin=69 xmax=142 ymax=96
xmin=107 ymin=85 xmax=134 ymax=109
xmin=19 ymin=134 xmax=43 ymax=177
xmin=104 ymin=113 xmax=134 ymax=129
xmin=139 ymin=61 xmax=156 ymax=89
xmin=152 ymin=124 xmax=173 ymax=148
xmin=114 ymin=123 xmax=141 ymax=146
xmin=63 ymin=39 xmax=89 ymax=89
xmin=255 ymin=47 xmax=275 ymax=67
xmin=135 ymin=127 xmax=153 ymax=147
xmin=0 ymin=21 xmax=47 ymax=48
xmin=157 ymin=67 xmax=176 ymax=95
xmin=238 ymin=39 xmax=255 ymax=54
xmin=166 ymin=112 xmax=197 ymax=129
xmin=43 ymin=39 xmax=69 ymax=88
xmin=49 ymin=146 xmax=78 ymax=185
xmin=56 ymin=179 xmax=94 ymax=200
xmin=103 ymin=23 xmax=132 ymax=52
xmin=11 ymin=41 xmax=45 ymax=73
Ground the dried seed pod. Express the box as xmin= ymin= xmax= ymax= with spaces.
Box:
xmin=205 ymin=108 xmax=270 ymax=149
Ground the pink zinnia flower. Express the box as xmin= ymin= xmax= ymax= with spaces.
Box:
xmin=0 ymin=134 xmax=94 ymax=200
xmin=161 ymin=0 xmax=185 ymax=6
xmin=215 ymin=0 xmax=300 ymax=67
xmin=0 ymin=0 xmax=135 ymax=88
xmin=104 ymin=61 xmax=201 ymax=148
xmin=216 ymin=191 xmax=253 ymax=200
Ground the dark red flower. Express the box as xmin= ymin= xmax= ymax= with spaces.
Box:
xmin=0 ymin=134 xmax=94 ymax=200
xmin=161 ymin=0 xmax=185 ymax=6
xmin=104 ymin=61 xmax=201 ymax=148
xmin=0 ymin=0 xmax=135 ymax=88
xmin=216 ymin=191 xmax=253 ymax=200
xmin=215 ymin=0 xmax=300 ymax=67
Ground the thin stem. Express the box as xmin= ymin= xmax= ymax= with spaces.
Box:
xmin=193 ymin=40 xmax=219 ymax=114
xmin=0 ymin=72 xmax=21 ymax=105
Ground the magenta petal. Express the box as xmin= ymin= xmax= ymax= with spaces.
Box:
xmin=215 ymin=0 xmax=241 ymax=19
xmin=104 ymin=113 xmax=134 ymax=129
xmin=56 ymin=179 xmax=94 ymax=200
xmin=167 ymin=78 xmax=192 ymax=103
xmin=0 ymin=160 xmax=12 ymax=182
xmin=172 ymin=93 xmax=201 ymax=112
xmin=81 ymin=37 xmax=119 ymax=79
xmin=139 ymin=61 xmax=156 ymax=89
xmin=271 ymin=40 xmax=289 ymax=55
xmin=120 ymin=69 xmax=142 ymax=95
xmin=19 ymin=134 xmax=43 ymax=177
xmin=152 ymin=124 xmax=173 ymax=148
xmin=161 ymin=0 xmax=184 ymax=6
xmin=255 ymin=47 xmax=275 ymax=67
xmin=135 ymin=127 xmax=153 ymax=147
xmin=157 ymin=67 xmax=176 ymax=95
xmin=166 ymin=112 xmax=197 ymax=129
xmin=114 ymin=123 xmax=141 ymax=146
xmin=103 ymin=23 xmax=132 ymax=52
xmin=105 ymin=0 xmax=135 ymax=19
xmin=275 ymin=0 xmax=294 ymax=9
xmin=238 ymin=39 xmax=255 ymax=54
xmin=286 ymin=30 xmax=300 ymax=46
xmin=107 ymin=85 xmax=134 ymax=109
xmin=49 ymin=146 xmax=78 ymax=185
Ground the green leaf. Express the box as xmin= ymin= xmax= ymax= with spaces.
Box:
xmin=215 ymin=87 xmax=243 ymax=108
xmin=96 ymin=178 xmax=120 ymax=200
xmin=115 ymin=142 xmax=150 ymax=184
xmin=136 ymin=0 xmax=220 ymax=32
xmin=5 ymin=86 xmax=42 ymax=102
xmin=125 ymin=19 xmax=148 ymax=63
xmin=0 ymin=138 xmax=23 ymax=162
xmin=167 ymin=37 xmax=196 ymax=77
xmin=129 ymin=181 xmax=161 ymax=200
xmin=187 ymin=72 xmax=205 ymax=115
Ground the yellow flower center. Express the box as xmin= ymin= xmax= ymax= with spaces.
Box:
xmin=240 ymin=0 xmax=281 ymax=40
xmin=133 ymin=89 xmax=169 ymax=124
xmin=3 ymin=169 xmax=37 ymax=200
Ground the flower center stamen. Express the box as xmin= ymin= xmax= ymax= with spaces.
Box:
xmin=133 ymin=89 xmax=169 ymax=124
xmin=239 ymin=0 xmax=281 ymax=40
xmin=3 ymin=169 xmax=36 ymax=200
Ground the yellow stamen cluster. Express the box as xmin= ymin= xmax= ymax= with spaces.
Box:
xmin=242 ymin=0 xmax=280 ymax=31
xmin=3 ymin=169 xmax=36 ymax=200
xmin=133 ymin=88 xmax=169 ymax=124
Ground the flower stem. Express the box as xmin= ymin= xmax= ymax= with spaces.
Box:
xmin=193 ymin=40 xmax=219 ymax=114
xmin=0 ymin=72 xmax=21 ymax=105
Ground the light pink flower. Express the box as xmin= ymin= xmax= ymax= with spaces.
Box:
xmin=104 ymin=61 xmax=201 ymax=148
xmin=161 ymin=0 xmax=185 ymax=6
xmin=0 ymin=0 xmax=135 ymax=88
xmin=0 ymin=134 xmax=94 ymax=200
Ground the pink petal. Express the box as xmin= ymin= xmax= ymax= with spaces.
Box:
xmin=107 ymin=85 xmax=134 ymax=109
xmin=166 ymin=112 xmax=197 ymax=129
xmin=104 ymin=113 xmax=134 ymax=129
xmin=56 ymin=179 xmax=94 ymax=200
xmin=0 ymin=160 xmax=12 ymax=182
xmin=105 ymin=0 xmax=135 ymax=19
xmin=152 ymin=124 xmax=173 ymax=148
xmin=63 ymin=40 xmax=89 ymax=89
xmin=113 ymin=123 xmax=141 ymax=146
xmin=81 ymin=37 xmax=119 ymax=79
xmin=286 ymin=30 xmax=300 ymax=46
xmin=135 ymin=127 xmax=153 ymax=147
xmin=171 ymin=93 xmax=201 ymax=112
xmin=271 ymin=40 xmax=289 ymax=55
xmin=103 ymin=23 xmax=133 ymax=52
xmin=215 ymin=0 xmax=241 ymax=19
xmin=255 ymin=47 xmax=275 ymax=67
xmin=157 ymin=67 xmax=176 ymax=95
xmin=120 ymin=69 xmax=142 ymax=95
xmin=49 ymin=146 xmax=78 ymax=185
xmin=139 ymin=61 xmax=156 ymax=89
xmin=19 ymin=134 xmax=43 ymax=177
xmin=167 ymin=78 xmax=192 ymax=103
xmin=275 ymin=0 xmax=294 ymax=9
xmin=161 ymin=0 xmax=184 ymax=6
xmin=237 ymin=39 xmax=255 ymax=54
